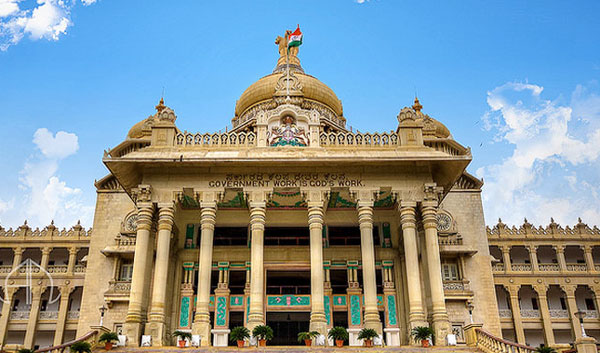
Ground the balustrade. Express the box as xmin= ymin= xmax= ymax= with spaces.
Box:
xmin=538 ymin=263 xmax=560 ymax=272
xmin=73 ymin=264 xmax=86 ymax=273
xmin=0 ymin=264 xmax=12 ymax=273
xmin=549 ymin=309 xmax=569 ymax=318
xmin=47 ymin=265 xmax=68 ymax=274
xmin=438 ymin=234 xmax=463 ymax=245
xmin=566 ymin=263 xmax=587 ymax=271
xmin=520 ymin=309 xmax=540 ymax=318
xmin=498 ymin=309 xmax=512 ymax=318
xmin=492 ymin=263 xmax=505 ymax=272
xmin=595 ymin=264 xmax=600 ymax=271
xmin=511 ymin=263 xmax=532 ymax=271
xmin=10 ymin=311 xmax=30 ymax=320
xmin=107 ymin=280 xmax=132 ymax=293
xmin=39 ymin=311 xmax=59 ymax=320
xmin=582 ymin=310 xmax=598 ymax=319
xmin=319 ymin=131 xmax=399 ymax=147
xmin=473 ymin=328 xmax=536 ymax=353
xmin=68 ymin=311 xmax=80 ymax=319
xmin=176 ymin=131 xmax=256 ymax=147
xmin=443 ymin=281 xmax=465 ymax=291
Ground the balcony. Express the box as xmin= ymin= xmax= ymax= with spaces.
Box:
xmin=10 ymin=311 xmax=30 ymax=320
xmin=47 ymin=265 xmax=68 ymax=274
xmin=511 ymin=263 xmax=532 ymax=272
xmin=583 ymin=310 xmax=599 ymax=319
xmin=443 ymin=280 xmax=473 ymax=299
xmin=566 ymin=263 xmax=587 ymax=272
xmin=520 ymin=309 xmax=540 ymax=318
xmin=492 ymin=263 xmax=504 ymax=272
xmin=74 ymin=264 xmax=86 ymax=274
xmin=101 ymin=234 xmax=136 ymax=256
xmin=539 ymin=263 xmax=560 ymax=272
xmin=104 ymin=280 xmax=132 ymax=305
xmin=39 ymin=311 xmax=59 ymax=320
xmin=499 ymin=309 xmax=512 ymax=318
xmin=549 ymin=309 xmax=569 ymax=318
xmin=0 ymin=265 xmax=12 ymax=274
xmin=68 ymin=311 xmax=80 ymax=320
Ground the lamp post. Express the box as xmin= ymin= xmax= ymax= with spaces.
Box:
xmin=99 ymin=304 xmax=107 ymax=327
xmin=467 ymin=302 xmax=475 ymax=324
xmin=574 ymin=311 xmax=587 ymax=337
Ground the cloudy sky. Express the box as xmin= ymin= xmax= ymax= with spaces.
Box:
xmin=0 ymin=1 xmax=599 ymax=229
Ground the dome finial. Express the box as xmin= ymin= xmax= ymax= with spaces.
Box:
xmin=155 ymin=97 xmax=166 ymax=114
xmin=412 ymin=97 xmax=423 ymax=112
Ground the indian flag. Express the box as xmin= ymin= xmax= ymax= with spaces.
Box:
xmin=288 ymin=25 xmax=303 ymax=48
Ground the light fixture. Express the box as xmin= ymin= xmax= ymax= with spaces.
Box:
xmin=99 ymin=304 xmax=107 ymax=326
xmin=467 ymin=302 xmax=475 ymax=324
xmin=574 ymin=311 xmax=587 ymax=337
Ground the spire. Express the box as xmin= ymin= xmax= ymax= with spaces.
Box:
xmin=412 ymin=97 xmax=423 ymax=112
xmin=155 ymin=97 xmax=166 ymax=114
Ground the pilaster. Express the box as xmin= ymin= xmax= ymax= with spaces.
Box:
xmin=0 ymin=287 xmax=18 ymax=347
xmin=555 ymin=245 xmax=568 ymax=272
xmin=583 ymin=245 xmax=595 ymax=273
xmin=12 ymin=247 xmax=24 ymax=269
xmin=507 ymin=284 xmax=525 ymax=344
xmin=501 ymin=246 xmax=512 ymax=274
xmin=212 ymin=262 xmax=231 ymax=347
xmin=528 ymin=245 xmax=539 ymax=273
xmin=562 ymin=284 xmax=583 ymax=339
xmin=382 ymin=260 xmax=400 ymax=346
xmin=54 ymin=285 xmax=75 ymax=346
xmin=67 ymin=247 xmax=78 ymax=275
xmin=533 ymin=284 xmax=555 ymax=347
xmin=24 ymin=285 xmax=44 ymax=349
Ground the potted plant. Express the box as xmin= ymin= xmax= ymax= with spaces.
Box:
xmin=358 ymin=328 xmax=378 ymax=347
xmin=411 ymin=326 xmax=434 ymax=347
xmin=252 ymin=325 xmax=273 ymax=347
xmin=535 ymin=346 xmax=557 ymax=353
xmin=99 ymin=332 xmax=119 ymax=350
xmin=70 ymin=341 xmax=92 ymax=353
xmin=230 ymin=326 xmax=251 ymax=348
xmin=327 ymin=326 xmax=349 ymax=348
xmin=297 ymin=331 xmax=319 ymax=346
xmin=172 ymin=330 xmax=192 ymax=348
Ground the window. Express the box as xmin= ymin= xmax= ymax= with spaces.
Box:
xmin=441 ymin=262 xmax=459 ymax=281
xmin=585 ymin=298 xmax=596 ymax=311
xmin=531 ymin=298 xmax=538 ymax=310
xmin=560 ymin=297 xmax=567 ymax=310
xmin=119 ymin=260 xmax=133 ymax=281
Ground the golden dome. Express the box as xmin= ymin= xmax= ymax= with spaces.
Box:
xmin=127 ymin=118 xmax=151 ymax=139
xmin=234 ymin=71 xmax=344 ymax=122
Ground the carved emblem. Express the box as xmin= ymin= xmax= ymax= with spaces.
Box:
xmin=267 ymin=115 xmax=309 ymax=147
xmin=436 ymin=213 xmax=452 ymax=232
xmin=124 ymin=214 xmax=138 ymax=233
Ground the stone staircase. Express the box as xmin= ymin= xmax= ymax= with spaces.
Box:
xmin=110 ymin=346 xmax=481 ymax=353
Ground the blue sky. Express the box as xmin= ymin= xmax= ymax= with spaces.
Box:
xmin=0 ymin=0 xmax=599 ymax=229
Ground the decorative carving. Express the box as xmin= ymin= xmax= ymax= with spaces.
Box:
xmin=267 ymin=115 xmax=308 ymax=147
xmin=437 ymin=213 xmax=452 ymax=232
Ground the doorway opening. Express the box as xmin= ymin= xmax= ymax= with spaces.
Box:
xmin=266 ymin=312 xmax=310 ymax=345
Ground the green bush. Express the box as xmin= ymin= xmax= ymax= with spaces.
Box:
xmin=99 ymin=332 xmax=119 ymax=343
xmin=327 ymin=326 xmax=349 ymax=341
xmin=70 ymin=341 xmax=92 ymax=353
xmin=229 ymin=326 xmax=251 ymax=342
xmin=172 ymin=330 xmax=192 ymax=341
xmin=252 ymin=325 xmax=274 ymax=341
xmin=357 ymin=328 xmax=378 ymax=340
xmin=297 ymin=331 xmax=320 ymax=342
xmin=410 ymin=326 xmax=434 ymax=342
xmin=535 ymin=346 xmax=557 ymax=353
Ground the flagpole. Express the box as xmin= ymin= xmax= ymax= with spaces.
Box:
xmin=286 ymin=41 xmax=290 ymax=100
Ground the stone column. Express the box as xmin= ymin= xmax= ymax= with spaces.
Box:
xmin=12 ymin=247 xmax=23 ymax=269
xmin=247 ymin=200 xmax=266 ymax=331
xmin=308 ymin=200 xmax=327 ymax=336
xmin=357 ymin=199 xmax=382 ymax=333
xmin=212 ymin=262 xmax=231 ymax=347
xmin=382 ymin=260 xmax=400 ymax=346
xmin=583 ymin=245 xmax=595 ymax=273
xmin=528 ymin=245 xmax=539 ymax=272
xmin=562 ymin=284 xmax=583 ymax=339
xmin=179 ymin=262 xmax=195 ymax=330
xmin=147 ymin=203 xmax=175 ymax=346
xmin=67 ymin=247 xmax=78 ymax=274
xmin=0 ymin=287 xmax=17 ymax=347
xmin=501 ymin=246 xmax=512 ymax=274
xmin=346 ymin=261 xmax=362 ymax=346
xmin=533 ymin=284 xmax=555 ymax=347
xmin=323 ymin=261 xmax=333 ymax=331
xmin=24 ymin=285 xmax=44 ymax=349
xmin=40 ymin=247 xmax=52 ymax=269
xmin=124 ymin=185 xmax=154 ymax=346
xmin=555 ymin=245 xmax=567 ymax=272
xmin=192 ymin=201 xmax=217 ymax=346
xmin=421 ymin=185 xmax=450 ymax=345
xmin=593 ymin=286 xmax=600 ymax=322
xmin=398 ymin=201 xmax=427 ymax=331
xmin=507 ymin=285 xmax=525 ymax=344
xmin=54 ymin=285 xmax=74 ymax=346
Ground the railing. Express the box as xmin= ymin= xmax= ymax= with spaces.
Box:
xmin=538 ymin=263 xmax=560 ymax=272
xmin=549 ymin=309 xmax=569 ymax=318
xmin=10 ymin=311 xmax=30 ymax=320
xmin=566 ymin=263 xmax=587 ymax=271
xmin=443 ymin=280 xmax=467 ymax=291
xmin=117 ymin=235 xmax=136 ymax=246
xmin=423 ymin=139 xmax=465 ymax=156
xmin=67 ymin=310 xmax=80 ymax=319
xmin=106 ymin=280 xmax=132 ymax=293
xmin=74 ymin=264 xmax=86 ymax=273
xmin=319 ymin=131 xmax=398 ymax=147
xmin=511 ymin=263 xmax=532 ymax=272
xmin=492 ymin=263 xmax=505 ymax=272
xmin=0 ymin=265 xmax=12 ymax=273
xmin=498 ymin=309 xmax=512 ymax=318
xmin=18 ymin=266 xmax=40 ymax=274
xmin=595 ymin=264 xmax=600 ymax=271
xmin=583 ymin=310 xmax=599 ymax=319
xmin=36 ymin=330 xmax=99 ymax=353
xmin=47 ymin=265 xmax=68 ymax=274
xmin=176 ymin=131 xmax=256 ymax=147
xmin=39 ymin=311 xmax=59 ymax=320
xmin=473 ymin=327 xmax=536 ymax=353
xmin=520 ymin=309 xmax=540 ymax=318
xmin=438 ymin=234 xmax=463 ymax=245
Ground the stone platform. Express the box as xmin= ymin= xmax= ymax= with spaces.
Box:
xmin=110 ymin=347 xmax=480 ymax=353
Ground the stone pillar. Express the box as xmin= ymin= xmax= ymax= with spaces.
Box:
xmin=382 ymin=260 xmax=400 ymax=346
xmin=323 ymin=261 xmax=333 ymax=331
xmin=0 ymin=287 xmax=17 ymax=347
xmin=346 ymin=261 xmax=362 ymax=346
xmin=307 ymin=200 xmax=327 ymax=336
xmin=192 ymin=201 xmax=217 ymax=346
xmin=247 ymin=200 xmax=266 ymax=331
xmin=54 ymin=285 xmax=74 ymax=346
xmin=421 ymin=184 xmax=450 ymax=345
xmin=533 ymin=284 xmax=555 ymax=347
xmin=583 ymin=245 xmax=595 ymax=273
xmin=507 ymin=285 xmax=526 ymax=344
xmin=555 ymin=245 xmax=567 ymax=272
xmin=592 ymin=286 xmax=600 ymax=323
xmin=357 ymin=199 xmax=382 ymax=334
xmin=399 ymin=201 xmax=427 ymax=332
xmin=40 ymin=247 xmax=52 ymax=269
xmin=67 ymin=247 xmax=78 ymax=274
xmin=12 ymin=247 xmax=23 ymax=269
xmin=24 ymin=285 xmax=44 ymax=349
xmin=124 ymin=185 xmax=154 ymax=346
xmin=501 ymin=246 xmax=512 ymax=274
xmin=212 ymin=262 xmax=231 ymax=347
xmin=147 ymin=203 xmax=175 ymax=346
xmin=179 ymin=262 xmax=195 ymax=330
xmin=562 ymin=284 xmax=583 ymax=339
xmin=528 ymin=245 xmax=539 ymax=272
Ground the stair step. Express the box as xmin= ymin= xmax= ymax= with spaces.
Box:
xmin=109 ymin=347 xmax=480 ymax=353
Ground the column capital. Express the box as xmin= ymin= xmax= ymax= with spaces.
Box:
xmin=41 ymin=247 xmax=53 ymax=255
xmin=533 ymin=284 xmax=548 ymax=297
xmin=583 ymin=244 xmax=593 ymax=254
xmin=2 ymin=286 xmax=18 ymax=299
xmin=357 ymin=203 xmax=374 ymax=225
xmin=527 ymin=244 xmax=538 ymax=253
xmin=13 ymin=246 xmax=24 ymax=255
xmin=136 ymin=203 xmax=155 ymax=231
xmin=420 ymin=203 xmax=437 ymax=229
xmin=423 ymin=183 xmax=443 ymax=204
xmin=303 ymin=189 xmax=327 ymax=204
xmin=308 ymin=205 xmax=324 ymax=225
xmin=59 ymin=284 xmax=75 ymax=297
xmin=399 ymin=203 xmax=417 ymax=228
xmin=157 ymin=203 xmax=176 ymax=230
xmin=500 ymin=245 xmax=512 ymax=254
xmin=554 ymin=245 xmax=565 ymax=253
xmin=507 ymin=284 xmax=521 ymax=296
xmin=132 ymin=184 xmax=152 ymax=203
xmin=68 ymin=246 xmax=78 ymax=255
xmin=561 ymin=284 xmax=578 ymax=297
xmin=351 ymin=188 xmax=378 ymax=204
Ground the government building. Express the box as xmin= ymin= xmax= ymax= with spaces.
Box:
xmin=0 ymin=32 xmax=599 ymax=351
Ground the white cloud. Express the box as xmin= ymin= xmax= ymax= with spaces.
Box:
xmin=356 ymin=0 xmax=370 ymax=3
xmin=33 ymin=127 xmax=78 ymax=159
xmin=478 ymin=82 xmax=600 ymax=227
xmin=0 ymin=0 xmax=96 ymax=51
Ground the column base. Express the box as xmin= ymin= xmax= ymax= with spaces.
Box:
xmin=575 ymin=337 xmax=597 ymax=353
xmin=146 ymin=321 xmax=168 ymax=346
xmin=364 ymin=319 xmax=383 ymax=335
xmin=211 ymin=329 xmax=230 ymax=347
xmin=309 ymin=319 xmax=328 ymax=339
xmin=432 ymin=318 xmax=451 ymax=346
xmin=348 ymin=328 xmax=362 ymax=346
xmin=123 ymin=321 xmax=143 ymax=347
xmin=384 ymin=327 xmax=401 ymax=346
xmin=191 ymin=321 xmax=212 ymax=346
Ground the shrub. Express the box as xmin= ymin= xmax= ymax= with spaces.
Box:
xmin=327 ymin=326 xmax=349 ymax=341
xmin=535 ymin=346 xmax=557 ymax=353
xmin=172 ymin=330 xmax=192 ymax=341
xmin=357 ymin=328 xmax=378 ymax=340
xmin=99 ymin=332 xmax=119 ymax=343
xmin=70 ymin=341 xmax=92 ymax=353
xmin=410 ymin=326 xmax=434 ymax=342
xmin=252 ymin=325 xmax=274 ymax=341
xmin=297 ymin=331 xmax=320 ymax=342
xmin=229 ymin=326 xmax=251 ymax=342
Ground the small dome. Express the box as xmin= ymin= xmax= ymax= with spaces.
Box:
xmin=127 ymin=118 xmax=152 ymax=139
xmin=412 ymin=98 xmax=451 ymax=139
